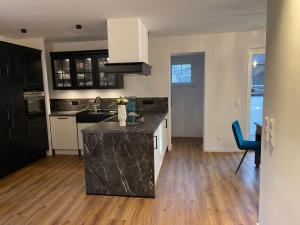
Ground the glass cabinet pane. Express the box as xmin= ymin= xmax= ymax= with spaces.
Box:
xmin=85 ymin=73 xmax=93 ymax=86
xmin=62 ymin=59 xmax=70 ymax=73
xmin=108 ymin=74 xmax=116 ymax=86
xmin=54 ymin=60 xmax=62 ymax=73
xmin=97 ymin=57 xmax=118 ymax=87
xmin=76 ymin=60 xmax=84 ymax=73
xmin=75 ymin=57 xmax=93 ymax=87
xmin=84 ymin=58 xmax=92 ymax=72
xmin=54 ymin=59 xmax=71 ymax=88
xmin=98 ymin=72 xmax=107 ymax=87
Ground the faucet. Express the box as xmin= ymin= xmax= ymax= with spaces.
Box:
xmin=94 ymin=96 xmax=102 ymax=111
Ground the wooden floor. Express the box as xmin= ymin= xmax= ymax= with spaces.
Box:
xmin=0 ymin=138 xmax=259 ymax=225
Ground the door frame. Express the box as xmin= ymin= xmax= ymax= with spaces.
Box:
xmin=246 ymin=48 xmax=265 ymax=139
xmin=169 ymin=52 xmax=206 ymax=144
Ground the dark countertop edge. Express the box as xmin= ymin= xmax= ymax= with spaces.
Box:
xmin=49 ymin=109 xmax=119 ymax=117
xmin=49 ymin=111 xmax=80 ymax=116
xmin=82 ymin=111 xmax=168 ymax=134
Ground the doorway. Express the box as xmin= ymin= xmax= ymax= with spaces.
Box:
xmin=170 ymin=53 xmax=205 ymax=138
xmin=247 ymin=49 xmax=266 ymax=140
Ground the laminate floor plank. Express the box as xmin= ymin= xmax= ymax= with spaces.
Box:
xmin=0 ymin=138 xmax=259 ymax=225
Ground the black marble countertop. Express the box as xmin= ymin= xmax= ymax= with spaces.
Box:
xmin=50 ymin=111 xmax=80 ymax=116
xmin=82 ymin=112 xmax=168 ymax=134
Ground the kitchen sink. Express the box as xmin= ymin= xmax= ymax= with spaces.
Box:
xmin=76 ymin=110 xmax=117 ymax=123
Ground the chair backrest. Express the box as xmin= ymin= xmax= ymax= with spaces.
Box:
xmin=232 ymin=120 xmax=244 ymax=149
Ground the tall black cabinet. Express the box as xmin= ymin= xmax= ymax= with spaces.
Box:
xmin=0 ymin=41 xmax=47 ymax=178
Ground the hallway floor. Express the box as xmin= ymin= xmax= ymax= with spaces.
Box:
xmin=0 ymin=138 xmax=259 ymax=225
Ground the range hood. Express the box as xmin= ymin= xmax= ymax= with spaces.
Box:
xmin=104 ymin=62 xmax=151 ymax=76
xmin=105 ymin=17 xmax=151 ymax=76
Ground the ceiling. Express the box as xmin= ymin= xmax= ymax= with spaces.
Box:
xmin=0 ymin=0 xmax=267 ymax=42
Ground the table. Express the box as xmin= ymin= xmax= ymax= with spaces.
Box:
xmin=255 ymin=123 xmax=262 ymax=167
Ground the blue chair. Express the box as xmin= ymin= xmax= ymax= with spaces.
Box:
xmin=232 ymin=120 xmax=261 ymax=174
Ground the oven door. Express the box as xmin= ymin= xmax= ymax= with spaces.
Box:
xmin=24 ymin=92 xmax=46 ymax=116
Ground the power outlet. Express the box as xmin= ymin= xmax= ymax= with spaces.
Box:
xmin=71 ymin=100 xmax=80 ymax=106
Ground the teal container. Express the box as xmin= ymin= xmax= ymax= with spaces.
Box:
xmin=126 ymin=97 xmax=136 ymax=113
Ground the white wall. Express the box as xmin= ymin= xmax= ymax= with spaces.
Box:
xmin=0 ymin=36 xmax=45 ymax=50
xmin=47 ymin=39 xmax=167 ymax=99
xmin=171 ymin=53 xmax=204 ymax=137
xmin=259 ymin=0 xmax=300 ymax=224
xmin=47 ymin=30 xmax=265 ymax=151
xmin=150 ymin=31 xmax=266 ymax=151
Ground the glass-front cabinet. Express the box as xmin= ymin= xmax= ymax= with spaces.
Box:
xmin=96 ymin=57 xmax=124 ymax=89
xmin=50 ymin=50 xmax=124 ymax=90
xmin=52 ymin=58 xmax=72 ymax=88
xmin=75 ymin=57 xmax=93 ymax=88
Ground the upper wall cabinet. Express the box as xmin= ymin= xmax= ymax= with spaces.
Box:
xmin=52 ymin=57 xmax=72 ymax=89
xmin=75 ymin=56 xmax=93 ymax=88
xmin=50 ymin=50 xmax=124 ymax=90
xmin=23 ymin=51 xmax=44 ymax=91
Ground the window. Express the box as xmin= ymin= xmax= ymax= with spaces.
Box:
xmin=171 ymin=64 xmax=192 ymax=85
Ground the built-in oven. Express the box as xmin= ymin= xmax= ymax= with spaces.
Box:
xmin=24 ymin=92 xmax=46 ymax=116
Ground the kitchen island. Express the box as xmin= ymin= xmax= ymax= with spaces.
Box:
xmin=82 ymin=112 xmax=168 ymax=198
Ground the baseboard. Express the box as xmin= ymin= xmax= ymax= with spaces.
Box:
xmin=52 ymin=149 xmax=82 ymax=155
xmin=203 ymin=147 xmax=241 ymax=152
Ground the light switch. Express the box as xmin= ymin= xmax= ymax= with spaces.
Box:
xmin=269 ymin=118 xmax=276 ymax=147
xmin=264 ymin=116 xmax=270 ymax=142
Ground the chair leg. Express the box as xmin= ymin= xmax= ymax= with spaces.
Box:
xmin=235 ymin=150 xmax=248 ymax=174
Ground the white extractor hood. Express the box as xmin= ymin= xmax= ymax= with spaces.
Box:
xmin=105 ymin=17 xmax=151 ymax=75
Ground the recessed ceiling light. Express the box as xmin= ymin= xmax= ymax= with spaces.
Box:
xmin=20 ymin=28 xmax=27 ymax=34
xmin=75 ymin=24 xmax=82 ymax=30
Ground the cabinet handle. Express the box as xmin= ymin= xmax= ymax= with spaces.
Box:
xmin=154 ymin=136 xmax=158 ymax=149
xmin=165 ymin=119 xmax=168 ymax=128
xmin=57 ymin=117 xmax=68 ymax=120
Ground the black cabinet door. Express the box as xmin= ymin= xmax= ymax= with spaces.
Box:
xmin=0 ymin=47 xmax=13 ymax=177
xmin=26 ymin=116 xmax=48 ymax=158
xmin=95 ymin=56 xmax=124 ymax=89
xmin=0 ymin=125 xmax=14 ymax=178
xmin=51 ymin=56 xmax=73 ymax=89
xmin=23 ymin=51 xmax=43 ymax=91
xmin=74 ymin=55 xmax=94 ymax=88
xmin=4 ymin=47 xmax=29 ymax=162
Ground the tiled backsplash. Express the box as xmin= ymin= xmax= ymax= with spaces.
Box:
xmin=50 ymin=99 xmax=93 ymax=111
xmin=50 ymin=97 xmax=168 ymax=112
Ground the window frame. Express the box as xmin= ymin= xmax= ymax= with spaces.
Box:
xmin=171 ymin=61 xmax=195 ymax=87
